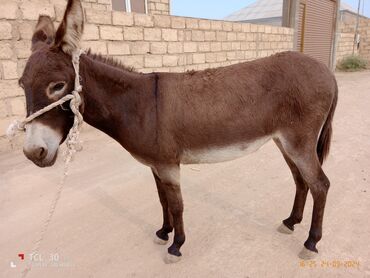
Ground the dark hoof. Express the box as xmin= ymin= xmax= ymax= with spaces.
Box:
xmin=156 ymin=229 xmax=169 ymax=241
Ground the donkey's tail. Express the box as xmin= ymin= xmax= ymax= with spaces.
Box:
xmin=317 ymin=80 xmax=338 ymax=165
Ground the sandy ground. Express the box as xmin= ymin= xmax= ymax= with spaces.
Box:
xmin=0 ymin=71 xmax=369 ymax=278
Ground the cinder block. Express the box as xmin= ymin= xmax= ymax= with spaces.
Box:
xmin=20 ymin=2 xmax=54 ymax=20
xmin=2 ymin=61 xmax=18 ymax=80
xmin=144 ymin=28 xmax=161 ymax=41
xmin=107 ymin=41 xmax=130 ymax=55
xmin=130 ymin=42 xmax=150 ymax=54
xmin=206 ymin=52 xmax=217 ymax=63
xmin=233 ymin=23 xmax=242 ymax=32
xmin=10 ymin=97 xmax=25 ymax=116
xmin=113 ymin=12 xmax=133 ymax=26
xmin=171 ymin=17 xmax=185 ymax=29
xmin=150 ymin=42 xmax=167 ymax=54
xmin=134 ymin=13 xmax=154 ymax=27
xmin=227 ymin=32 xmax=237 ymax=41
xmin=192 ymin=30 xmax=204 ymax=42
xmin=186 ymin=18 xmax=198 ymax=29
xmin=153 ymin=15 xmax=171 ymax=28
xmin=216 ymin=31 xmax=227 ymax=41
xmin=145 ymin=55 xmax=162 ymax=67
xmin=124 ymin=27 xmax=144 ymax=41
xmin=162 ymin=29 xmax=177 ymax=41
xmin=81 ymin=41 xmax=107 ymax=54
xmin=0 ymin=2 xmax=18 ymax=19
xmin=210 ymin=42 xmax=222 ymax=52
xmin=18 ymin=22 xmax=36 ymax=40
xmin=204 ymin=31 xmax=216 ymax=41
xmin=15 ymin=41 xmax=31 ymax=59
xmin=183 ymin=42 xmax=197 ymax=53
xmin=193 ymin=53 xmax=205 ymax=64
xmin=82 ymin=24 xmax=99 ymax=40
xmin=222 ymin=42 xmax=232 ymax=51
xmin=198 ymin=42 xmax=210 ymax=52
xmin=211 ymin=21 xmax=223 ymax=31
xmin=199 ymin=20 xmax=211 ymax=30
xmin=85 ymin=9 xmax=112 ymax=25
xmin=100 ymin=26 xmax=123 ymax=40
xmin=0 ymin=80 xmax=23 ymax=98
xmin=163 ymin=55 xmax=178 ymax=66
xmin=223 ymin=22 xmax=233 ymax=31
xmin=0 ymin=22 xmax=12 ymax=40
xmin=167 ymin=42 xmax=183 ymax=53
xmin=117 ymin=55 xmax=144 ymax=69
xmin=0 ymin=100 xmax=8 ymax=118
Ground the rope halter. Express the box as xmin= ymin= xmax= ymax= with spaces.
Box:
xmin=6 ymin=49 xmax=85 ymax=165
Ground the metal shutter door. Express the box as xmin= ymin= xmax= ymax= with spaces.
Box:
xmin=302 ymin=0 xmax=336 ymax=66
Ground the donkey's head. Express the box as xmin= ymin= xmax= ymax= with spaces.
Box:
xmin=20 ymin=0 xmax=84 ymax=167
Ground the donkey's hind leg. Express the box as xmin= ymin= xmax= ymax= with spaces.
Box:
xmin=274 ymin=138 xmax=309 ymax=234
xmin=152 ymin=169 xmax=173 ymax=245
xmin=278 ymin=134 xmax=330 ymax=259
xmin=152 ymin=164 xmax=185 ymax=263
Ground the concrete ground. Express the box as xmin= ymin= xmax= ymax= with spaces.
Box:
xmin=0 ymin=71 xmax=369 ymax=278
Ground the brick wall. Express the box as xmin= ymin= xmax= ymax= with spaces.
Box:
xmin=148 ymin=0 xmax=170 ymax=15
xmin=336 ymin=32 xmax=357 ymax=61
xmin=0 ymin=0 xmax=294 ymax=145
xmin=337 ymin=18 xmax=370 ymax=63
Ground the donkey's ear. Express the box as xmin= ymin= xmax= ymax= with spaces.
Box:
xmin=31 ymin=15 xmax=55 ymax=51
xmin=53 ymin=0 xmax=84 ymax=54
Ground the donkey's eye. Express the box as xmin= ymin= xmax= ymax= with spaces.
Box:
xmin=47 ymin=81 xmax=66 ymax=98
xmin=53 ymin=82 xmax=66 ymax=91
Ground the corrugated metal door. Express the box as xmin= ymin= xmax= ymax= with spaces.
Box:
xmin=298 ymin=0 xmax=337 ymax=67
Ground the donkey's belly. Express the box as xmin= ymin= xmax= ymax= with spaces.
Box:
xmin=180 ymin=136 xmax=270 ymax=164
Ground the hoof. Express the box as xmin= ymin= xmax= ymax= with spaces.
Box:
xmin=277 ymin=223 xmax=294 ymax=234
xmin=153 ymin=236 xmax=168 ymax=245
xmin=298 ymin=247 xmax=318 ymax=260
xmin=164 ymin=253 xmax=182 ymax=264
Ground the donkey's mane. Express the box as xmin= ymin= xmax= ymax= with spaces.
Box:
xmin=86 ymin=50 xmax=136 ymax=73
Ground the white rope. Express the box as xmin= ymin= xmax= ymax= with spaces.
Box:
xmin=5 ymin=49 xmax=85 ymax=278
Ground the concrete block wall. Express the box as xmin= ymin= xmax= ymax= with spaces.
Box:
xmin=337 ymin=18 xmax=370 ymax=63
xmin=336 ymin=32 xmax=357 ymax=62
xmin=148 ymin=0 xmax=170 ymax=15
xmin=0 ymin=0 xmax=294 ymax=145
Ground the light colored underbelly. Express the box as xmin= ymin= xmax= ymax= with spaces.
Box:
xmin=181 ymin=137 xmax=271 ymax=164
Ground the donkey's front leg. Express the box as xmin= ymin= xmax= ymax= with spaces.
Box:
xmin=152 ymin=169 xmax=173 ymax=244
xmin=152 ymin=164 xmax=185 ymax=263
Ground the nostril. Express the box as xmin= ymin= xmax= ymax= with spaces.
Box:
xmin=37 ymin=147 xmax=48 ymax=160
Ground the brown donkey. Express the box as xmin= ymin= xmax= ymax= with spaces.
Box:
xmin=19 ymin=0 xmax=337 ymax=263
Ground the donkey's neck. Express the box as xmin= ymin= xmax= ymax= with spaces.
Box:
xmin=79 ymin=54 xmax=158 ymax=157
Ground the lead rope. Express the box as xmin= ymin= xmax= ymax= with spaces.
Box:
xmin=5 ymin=49 xmax=85 ymax=278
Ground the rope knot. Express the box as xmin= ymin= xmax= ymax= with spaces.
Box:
xmin=6 ymin=120 xmax=25 ymax=139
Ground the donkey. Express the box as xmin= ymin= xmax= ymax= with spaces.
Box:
xmin=19 ymin=0 xmax=337 ymax=263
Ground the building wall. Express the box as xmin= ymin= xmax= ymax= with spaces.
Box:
xmin=147 ymin=0 xmax=170 ymax=15
xmin=0 ymin=0 xmax=294 ymax=145
xmin=339 ymin=11 xmax=368 ymax=25
xmin=336 ymin=32 xmax=357 ymax=62
xmin=337 ymin=18 xmax=370 ymax=63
